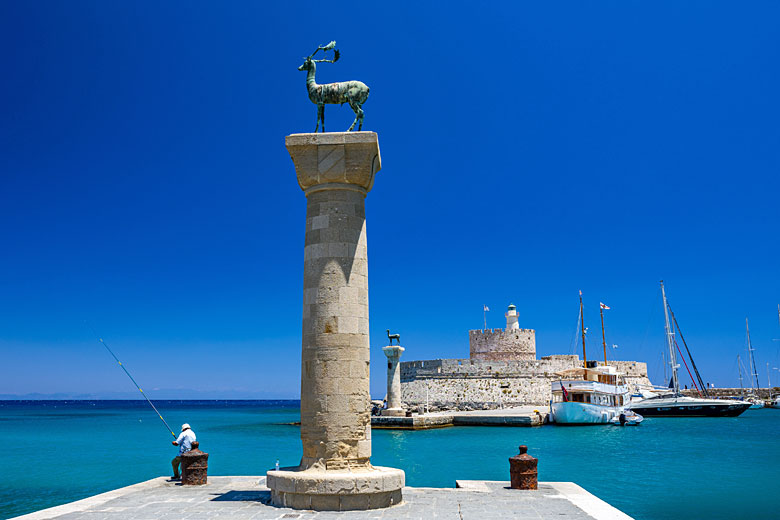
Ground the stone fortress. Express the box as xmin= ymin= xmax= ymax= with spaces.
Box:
xmin=400 ymin=304 xmax=651 ymax=411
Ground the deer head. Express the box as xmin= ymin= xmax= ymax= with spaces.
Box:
xmin=298 ymin=41 xmax=340 ymax=71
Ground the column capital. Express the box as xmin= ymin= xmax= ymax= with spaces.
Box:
xmin=382 ymin=345 xmax=405 ymax=358
xmin=286 ymin=132 xmax=381 ymax=193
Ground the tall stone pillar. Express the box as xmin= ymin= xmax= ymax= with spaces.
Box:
xmin=266 ymin=132 xmax=404 ymax=511
xmin=382 ymin=345 xmax=405 ymax=416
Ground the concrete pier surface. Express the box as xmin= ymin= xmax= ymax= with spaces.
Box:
xmin=372 ymin=405 xmax=550 ymax=429
xmin=9 ymin=476 xmax=632 ymax=520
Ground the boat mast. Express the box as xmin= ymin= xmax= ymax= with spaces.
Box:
xmin=600 ymin=305 xmax=608 ymax=366
xmin=580 ymin=290 xmax=587 ymax=368
xmin=746 ymin=318 xmax=760 ymax=391
xmin=660 ymin=281 xmax=680 ymax=395
xmin=662 ymin=350 xmax=667 ymax=383
xmin=737 ymin=355 xmax=744 ymax=398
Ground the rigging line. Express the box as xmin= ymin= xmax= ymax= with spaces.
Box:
xmin=86 ymin=323 xmax=176 ymax=438
xmin=638 ymin=289 xmax=660 ymax=355
xmin=674 ymin=338 xmax=703 ymax=397
xmin=568 ymin=306 xmax=581 ymax=356
xmin=668 ymin=305 xmax=708 ymax=397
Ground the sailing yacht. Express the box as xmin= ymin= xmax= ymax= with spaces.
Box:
xmin=551 ymin=293 xmax=641 ymax=425
xmin=628 ymin=282 xmax=751 ymax=418
xmin=744 ymin=319 xmax=764 ymax=409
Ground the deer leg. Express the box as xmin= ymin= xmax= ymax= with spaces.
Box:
xmin=320 ymin=104 xmax=325 ymax=132
xmin=315 ymin=105 xmax=322 ymax=133
xmin=347 ymin=101 xmax=361 ymax=132
xmin=357 ymin=106 xmax=364 ymax=131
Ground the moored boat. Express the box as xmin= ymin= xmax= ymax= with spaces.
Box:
xmin=628 ymin=281 xmax=751 ymax=418
xmin=610 ymin=409 xmax=644 ymax=425
xmin=551 ymin=364 xmax=633 ymax=424
xmin=550 ymin=292 xmax=641 ymax=424
xmin=629 ymin=394 xmax=750 ymax=417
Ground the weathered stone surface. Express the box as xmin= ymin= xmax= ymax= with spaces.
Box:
xmin=382 ymin=344 xmax=405 ymax=415
xmin=470 ymin=328 xmax=536 ymax=361
xmin=400 ymin=356 xmax=651 ymax=410
xmin=267 ymin=466 xmax=405 ymax=511
xmin=285 ymin=132 xmax=381 ymax=192
xmin=9 ymin=476 xmax=634 ymax=519
xmin=266 ymin=132 xmax=402 ymax=510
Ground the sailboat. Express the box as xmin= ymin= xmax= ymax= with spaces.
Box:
xmin=550 ymin=292 xmax=642 ymax=425
xmin=768 ymin=305 xmax=780 ymax=409
xmin=744 ymin=318 xmax=764 ymax=408
xmin=628 ymin=281 xmax=751 ymax=418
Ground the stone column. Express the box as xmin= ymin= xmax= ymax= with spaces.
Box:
xmin=382 ymin=345 xmax=405 ymax=416
xmin=266 ymin=132 xmax=404 ymax=511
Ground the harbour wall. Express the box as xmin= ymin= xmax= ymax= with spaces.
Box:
xmin=681 ymin=387 xmax=778 ymax=399
xmin=400 ymin=355 xmax=651 ymax=411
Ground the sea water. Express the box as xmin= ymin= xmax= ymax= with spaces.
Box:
xmin=1 ymin=400 xmax=778 ymax=520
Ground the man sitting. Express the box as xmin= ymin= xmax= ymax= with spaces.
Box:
xmin=171 ymin=423 xmax=196 ymax=480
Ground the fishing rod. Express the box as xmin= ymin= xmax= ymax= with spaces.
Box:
xmin=88 ymin=324 xmax=176 ymax=438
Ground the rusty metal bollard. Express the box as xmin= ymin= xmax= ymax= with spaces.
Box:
xmin=509 ymin=445 xmax=537 ymax=490
xmin=181 ymin=441 xmax=209 ymax=485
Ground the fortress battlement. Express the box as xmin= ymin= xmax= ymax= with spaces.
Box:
xmin=469 ymin=327 xmax=536 ymax=362
xmin=400 ymin=355 xmax=650 ymax=409
xmin=469 ymin=327 xmax=535 ymax=336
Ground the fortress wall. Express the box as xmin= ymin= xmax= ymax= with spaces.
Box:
xmin=468 ymin=328 xmax=536 ymax=361
xmin=400 ymin=357 xmax=651 ymax=411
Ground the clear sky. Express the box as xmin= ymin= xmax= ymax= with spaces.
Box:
xmin=1 ymin=1 xmax=779 ymax=398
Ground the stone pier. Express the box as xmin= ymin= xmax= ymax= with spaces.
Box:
xmin=382 ymin=345 xmax=405 ymax=416
xmin=266 ymin=132 xmax=404 ymax=511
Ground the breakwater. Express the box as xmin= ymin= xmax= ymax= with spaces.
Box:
xmin=681 ymin=387 xmax=778 ymax=399
xmin=400 ymin=355 xmax=650 ymax=410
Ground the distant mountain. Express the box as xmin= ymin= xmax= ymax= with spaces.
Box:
xmin=0 ymin=388 xmax=298 ymax=400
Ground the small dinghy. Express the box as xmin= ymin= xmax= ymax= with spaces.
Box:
xmin=610 ymin=411 xmax=643 ymax=426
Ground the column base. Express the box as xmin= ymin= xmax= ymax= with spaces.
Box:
xmin=266 ymin=465 xmax=404 ymax=511
xmin=381 ymin=408 xmax=406 ymax=417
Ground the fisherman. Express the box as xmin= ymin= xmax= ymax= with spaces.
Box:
xmin=171 ymin=423 xmax=196 ymax=480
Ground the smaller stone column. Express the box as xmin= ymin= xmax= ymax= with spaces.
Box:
xmin=382 ymin=345 xmax=405 ymax=416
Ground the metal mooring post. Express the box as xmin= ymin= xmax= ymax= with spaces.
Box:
xmin=509 ymin=445 xmax=537 ymax=490
xmin=181 ymin=441 xmax=209 ymax=485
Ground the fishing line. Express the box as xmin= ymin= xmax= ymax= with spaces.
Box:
xmin=87 ymin=323 xmax=176 ymax=438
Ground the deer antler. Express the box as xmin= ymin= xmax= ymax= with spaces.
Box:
xmin=313 ymin=49 xmax=340 ymax=64
xmin=308 ymin=41 xmax=338 ymax=61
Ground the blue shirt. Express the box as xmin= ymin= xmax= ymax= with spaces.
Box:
xmin=175 ymin=429 xmax=196 ymax=455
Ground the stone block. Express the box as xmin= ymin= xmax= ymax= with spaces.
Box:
xmin=311 ymin=215 xmax=329 ymax=230
xmin=338 ymin=316 xmax=359 ymax=334
xmin=382 ymin=469 xmax=405 ymax=491
xmin=339 ymin=493 xmax=371 ymax=510
xmin=356 ymin=439 xmax=372 ymax=459
xmin=286 ymin=132 xmax=380 ymax=192
xmin=286 ymin=492 xmax=313 ymax=510
xmin=369 ymin=489 xmax=402 ymax=509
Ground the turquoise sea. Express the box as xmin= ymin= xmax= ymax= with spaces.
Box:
xmin=1 ymin=400 xmax=778 ymax=520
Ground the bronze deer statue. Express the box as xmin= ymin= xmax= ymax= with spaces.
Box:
xmin=387 ymin=329 xmax=400 ymax=345
xmin=298 ymin=41 xmax=369 ymax=132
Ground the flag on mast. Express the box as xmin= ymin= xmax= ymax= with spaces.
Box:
xmin=600 ymin=302 xmax=610 ymax=310
xmin=483 ymin=305 xmax=489 ymax=312
xmin=560 ymin=381 xmax=569 ymax=402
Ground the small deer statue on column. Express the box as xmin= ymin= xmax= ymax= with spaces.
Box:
xmin=298 ymin=41 xmax=370 ymax=132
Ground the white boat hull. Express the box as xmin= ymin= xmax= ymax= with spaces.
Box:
xmin=551 ymin=402 xmax=623 ymax=424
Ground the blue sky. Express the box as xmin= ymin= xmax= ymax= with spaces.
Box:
xmin=1 ymin=1 xmax=779 ymax=398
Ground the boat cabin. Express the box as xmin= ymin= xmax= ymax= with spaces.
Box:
xmin=551 ymin=365 xmax=628 ymax=406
